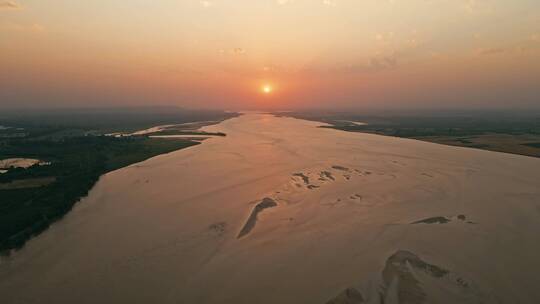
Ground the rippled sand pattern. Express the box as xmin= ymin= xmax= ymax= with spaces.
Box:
xmin=1 ymin=114 xmax=540 ymax=304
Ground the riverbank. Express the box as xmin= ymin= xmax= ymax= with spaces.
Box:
xmin=277 ymin=110 xmax=540 ymax=158
xmin=0 ymin=136 xmax=200 ymax=253
xmin=0 ymin=107 xmax=237 ymax=254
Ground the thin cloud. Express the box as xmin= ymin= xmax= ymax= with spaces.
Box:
xmin=0 ymin=22 xmax=44 ymax=32
xmin=369 ymin=55 xmax=397 ymax=71
xmin=375 ymin=31 xmax=395 ymax=42
xmin=323 ymin=0 xmax=337 ymax=7
xmin=218 ymin=47 xmax=246 ymax=56
xmin=200 ymin=1 xmax=212 ymax=8
xmin=0 ymin=1 xmax=21 ymax=10
xmin=303 ymin=53 xmax=400 ymax=75
xmin=478 ymin=47 xmax=506 ymax=55
xmin=462 ymin=0 xmax=493 ymax=15
xmin=475 ymin=36 xmax=540 ymax=56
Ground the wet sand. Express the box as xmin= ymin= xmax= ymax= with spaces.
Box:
xmin=1 ymin=114 xmax=540 ymax=303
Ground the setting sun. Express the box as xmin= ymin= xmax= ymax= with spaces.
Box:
xmin=262 ymin=85 xmax=273 ymax=94
xmin=1 ymin=1 xmax=540 ymax=303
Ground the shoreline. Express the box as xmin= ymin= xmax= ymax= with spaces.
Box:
xmin=0 ymin=114 xmax=239 ymax=255
xmin=275 ymin=113 xmax=540 ymax=159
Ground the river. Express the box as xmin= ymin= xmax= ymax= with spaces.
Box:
xmin=1 ymin=113 xmax=540 ymax=303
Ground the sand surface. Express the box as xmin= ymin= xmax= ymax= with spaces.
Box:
xmin=0 ymin=158 xmax=48 ymax=169
xmin=107 ymin=120 xmax=222 ymax=137
xmin=1 ymin=114 xmax=539 ymax=303
xmin=149 ymin=135 xmax=210 ymax=140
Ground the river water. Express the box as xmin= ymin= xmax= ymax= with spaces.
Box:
xmin=1 ymin=114 xmax=540 ymax=303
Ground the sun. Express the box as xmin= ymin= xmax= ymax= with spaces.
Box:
xmin=262 ymin=85 xmax=273 ymax=94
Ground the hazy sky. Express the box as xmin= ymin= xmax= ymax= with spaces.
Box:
xmin=1 ymin=0 xmax=540 ymax=109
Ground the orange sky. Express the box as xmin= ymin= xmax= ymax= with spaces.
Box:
xmin=1 ymin=0 xmax=540 ymax=109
